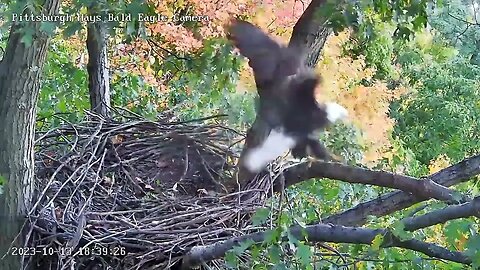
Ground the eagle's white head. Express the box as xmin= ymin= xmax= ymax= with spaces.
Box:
xmin=324 ymin=102 xmax=348 ymax=123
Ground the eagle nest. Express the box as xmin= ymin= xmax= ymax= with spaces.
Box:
xmin=30 ymin=109 xmax=277 ymax=270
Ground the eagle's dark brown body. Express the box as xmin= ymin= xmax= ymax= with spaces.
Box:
xmin=227 ymin=20 xmax=347 ymax=178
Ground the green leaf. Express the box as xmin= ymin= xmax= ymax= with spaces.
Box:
xmin=231 ymin=239 xmax=255 ymax=256
xmin=20 ymin=27 xmax=35 ymax=47
xmin=394 ymin=25 xmax=413 ymax=40
xmin=250 ymin=244 xmax=261 ymax=260
xmin=268 ymin=245 xmax=282 ymax=264
xmin=412 ymin=15 xmax=427 ymax=31
xmin=126 ymin=0 xmax=147 ymax=17
xmin=466 ymin=234 xmax=480 ymax=268
xmin=277 ymin=212 xmax=290 ymax=226
xmin=315 ymin=1 xmax=338 ymax=21
xmin=323 ymin=183 xmax=340 ymax=200
xmin=391 ymin=221 xmax=412 ymax=241
xmin=296 ymin=242 xmax=312 ymax=266
xmin=40 ymin=21 xmax=57 ymax=36
xmin=264 ymin=229 xmax=280 ymax=244
xmin=57 ymin=98 xmax=67 ymax=112
xmin=273 ymin=263 xmax=288 ymax=270
xmin=371 ymin=234 xmax=384 ymax=251
xmin=252 ymin=208 xmax=270 ymax=226
xmin=286 ymin=229 xmax=299 ymax=247
xmin=224 ymin=251 xmax=238 ymax=268
xmin=63 ymin=22 xmax=82 ymax=37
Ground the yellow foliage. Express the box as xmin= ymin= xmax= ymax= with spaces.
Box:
xmin=456 ymin=233 xmax=469 ymax=251
xmin=427 ymin=223 xmax=468 ymax=252
xmin=425 ymin=224 xmax=446 ymax=246
xmin=428 ymin=154 xmax=451 ymax=174
xmin=236 ymin=63 xmax=256 ymax=92
xmin=415 ymin=30 xmax=434 ymax=49
xmin=317 ymin=31 xmax=406 ymax=163
xmin=355 ymin=261 xmax=365 ymax=269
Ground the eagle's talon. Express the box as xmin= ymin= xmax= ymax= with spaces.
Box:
xmin=306 ymin=157 xmax=316 ymax=168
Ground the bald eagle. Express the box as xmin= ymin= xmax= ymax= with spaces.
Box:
xmin=227 ymin=20 xmax=348 ymax=174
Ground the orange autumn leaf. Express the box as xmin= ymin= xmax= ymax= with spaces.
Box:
xmin=316 ymin=31 xmax=406 ymax=163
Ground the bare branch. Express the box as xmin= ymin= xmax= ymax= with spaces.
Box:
xmin=322 ymin=154 xmax=480 ymax=226
xmin=280 ymin=161 xmax=467 ymax=204
xmin=403 ymin=196 xmax=480 ymax=231
xmin=181 ymin=223 xmax=471 ymax=269
xmin=448 ymin=12 xmax=480 ymax=26
xmin=147 ymin=39 xmax=193 ymax=62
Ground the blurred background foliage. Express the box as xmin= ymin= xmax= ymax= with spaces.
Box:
xmin=0 ymin=0 xmax=479 ymax=268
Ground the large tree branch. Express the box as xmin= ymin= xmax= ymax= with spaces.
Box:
xmin=322 ymin=154 xmax=480 ymax=226
xmin=182 ymin=158 xmax=480 ymax=268
xmin=289 ymin=0 xmax=333 ymax=67
xmin=279 ymin=161 xmax=467 ymax=204
xmin=181 ymin=223 xmax=471 ymax=269
xmin=402 ymin=196 xmax=480 ymax=231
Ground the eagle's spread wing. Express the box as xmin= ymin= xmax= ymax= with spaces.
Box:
xmin=229 ymin=19 xmax=348 ymax=178
xmin=227 ymin=20 xmax=303 ymax=90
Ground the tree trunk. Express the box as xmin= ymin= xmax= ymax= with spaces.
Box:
xmin=0 ymin=0 xmax=60 ymax=268
xmin=87 ymin=18 xmax=111 ymax=118
xmin=288 ymin=0 xmax=332 ymax=67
